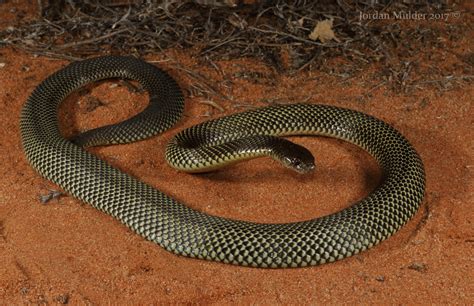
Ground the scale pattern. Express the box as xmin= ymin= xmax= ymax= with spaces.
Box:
xmin=20 ymin=56 xmax=425 ymax=268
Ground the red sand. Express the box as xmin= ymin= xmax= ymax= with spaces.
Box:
xmin=0 ymin=2 xmax=473 ymax=304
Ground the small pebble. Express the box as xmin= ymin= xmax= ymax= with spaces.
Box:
xmin=19 ymin=287 xmax=29 ymax=295
xmin=39 ymin=190 xmax=63 ymax=204
xmin=408 ymin=262 xmax=427 ymax=272
xmin=375 ymin=275 xmax=385 ymax=282
xmin=54 ymin=294 xmax=70 ymax=304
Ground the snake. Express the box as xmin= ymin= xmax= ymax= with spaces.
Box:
xmin=20 ymin=56 xmax=425 ymax=268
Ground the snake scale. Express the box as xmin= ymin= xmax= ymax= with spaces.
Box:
xmin=20 ymin=56 xmax=425 ymax=268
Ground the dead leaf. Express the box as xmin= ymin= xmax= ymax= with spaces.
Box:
xmin=297 ymin=17 xmax=305 ymax=27
xmin=308 ymin=19 xmax=339 ymax=43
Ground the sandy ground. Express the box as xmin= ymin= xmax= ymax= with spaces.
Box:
xmin=1 ymin=2 xmax=473 ymax=305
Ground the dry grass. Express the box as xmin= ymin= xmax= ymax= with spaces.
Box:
xmin=0 ymin=0 xmax=471 ymax=95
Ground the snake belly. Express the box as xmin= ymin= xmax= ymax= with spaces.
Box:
xmin=20 ymin=56 xmax=426 ymax=268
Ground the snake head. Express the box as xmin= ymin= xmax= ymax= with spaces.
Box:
xmin=276 ymin=139 xmax=315 ymax=174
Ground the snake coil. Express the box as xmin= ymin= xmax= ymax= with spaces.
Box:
xmin=20 ymin=56 xmax=425 ymax=268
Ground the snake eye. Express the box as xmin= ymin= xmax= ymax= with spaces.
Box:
xmin=293 ymin=159 xmax=303 ymax=168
